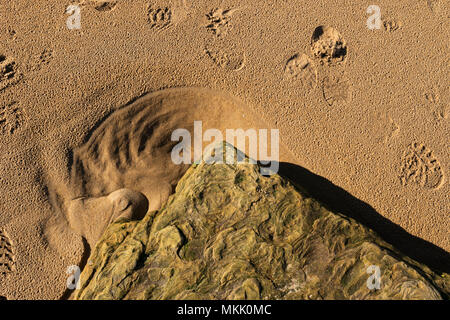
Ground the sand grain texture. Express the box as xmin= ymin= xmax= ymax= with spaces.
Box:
xmin=0 ymin=0 xmax=448 ymax=299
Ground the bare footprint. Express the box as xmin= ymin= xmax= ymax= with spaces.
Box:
xmin=311 ymin=26 xmax=347 ymax=65
xmin=284 ymin=53 xmax=318 ymax=89
xmin=400 ymin=143 xmax=445 ymax=189
xmin=322 ymin=74 xmax=351 ymax=106
xmin=0 ymin=101 xmax=25 ymax=135
xmin=0 ymin=229 xmax=15 ymax=277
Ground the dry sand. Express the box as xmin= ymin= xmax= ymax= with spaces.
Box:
xmin=0 ymin=0 xmax=448 ymax=299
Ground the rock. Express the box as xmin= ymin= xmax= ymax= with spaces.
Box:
xmin=72 ymin=143 xmax=449 ymax=300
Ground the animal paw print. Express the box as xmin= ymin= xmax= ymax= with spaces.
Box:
xmin=147 ymin=6 xmax=172 ymax=31
xmin=284 ymin=53 xmax=318 ymax=89
xmin=322 ymin=75 xmax=351 ymax=106
xmin=32 ymin=48 xmax=54 ymax=71
xmin=424 ymin=87 xmax=448 ymax=120
xmin=400 ymin=143 xmax=444 ymax=189
xmin=7 ymin=27 xmax=16 ymax=39
xmin=0 ymin=102 xmax=25 ymax=135
xmin=0 ymin=229 xmax=15 ymax=276
xmin=206 ymin=8 xmax=237 ymax=37
xmin=383 ymin=18 xmax=403 ymax=32
xmin=311 ymin=26 xmax=347 ymax=65
xmin=0 ymin=55 xmax=21 ymax=92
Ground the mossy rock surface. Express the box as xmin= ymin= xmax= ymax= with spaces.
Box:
xmin=73 ymin=143 xmax=449 ymax=300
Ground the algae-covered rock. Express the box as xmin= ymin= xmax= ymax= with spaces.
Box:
xmin=73 ymin=143 xmax=449 ymax=300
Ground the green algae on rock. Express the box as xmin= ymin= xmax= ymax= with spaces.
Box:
xmin=73 ymin=143 xmax=449 ymax=300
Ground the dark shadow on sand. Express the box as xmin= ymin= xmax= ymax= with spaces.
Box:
xmin=59 ymin=238 xmax=91 ymax=300
xmin=277 ymin=162 xmax=450 ymax=275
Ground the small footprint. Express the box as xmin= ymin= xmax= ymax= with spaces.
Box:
xmin=93 ymin=1 xmax=117 ymax=11
xmin=7 ymin=27 xmax=16 ymax=39
xmin=311 ymin=26 xmax=347 ymax=65
xmin=0 ymin=102 xmax=25 ymax=135
xmin=206 ymin=8 xmax=239 ymax=37
xmin=322 ymin=74 xmax=351 ymax=106
xmin=424 ymin=87 xmax=448 ymax=120
xmin=147 ymin=5 xmax=172 ymax=31
xmin=400 ymin=143 xmax=444 ymax=189
xmin=0 ymin=229 xmax=15 ymax=277
xmin=383 ymin=18 xmax=403 ymax=32
xmin=0 ymin=55 xmax=21 ymax=92
xmin=31 ymin=48 xmax=54 ymax=71
xmin=204 ymin=42 xmax=245 ymax=71
xmin=425 ymin=88 xmax=440 ymax=104
xmin=79 ymin=0 xmax=117 ymax=12
xmin=284 ymin=53 xmax=318 ymax=89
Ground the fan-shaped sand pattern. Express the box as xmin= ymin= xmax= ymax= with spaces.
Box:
xmin=70 ymin=88 xmax=275 ymax=212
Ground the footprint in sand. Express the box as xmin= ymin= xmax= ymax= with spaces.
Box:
xmin=93 ymin=1 xmax=117 ymax=11
xmin=399 ymin=143 xmax=445 ymax=190
xmin=382 ymin=18 xmax=403 ymax=32
xmin=79 ymin=0 xmax=117 ymax=12
xmin=146 ymin=2 xmax=189 ymax=32
xmin=206 ymin=7 xmax=239 ymax=37
xmin=385 ymin=117 xmax=400 ymax=143
xmin=7 ymin=27 xmax=16 ymax=40
xmin=0 ymin=101 xmax=25 ymax=135
xmin=311 ymin=26 xmax=347 ymax=65
xmin=321 ymin=73 xmax=352 ymax=106
xmin=0 ymin=54 xmax=22 ymax=92
xmin=147 ymin=5 xmax=172 ymax=30
xmin=0 ymin=229 xmax=15 ymax=277
xmin=424 ymin=87 xmax=448 ymax=120
xmin=30 ymin=48 xmax=54 ymax=71
xmin=284 ymin=53 xmax=318 ymax=89
xmin=204 ymin=41 xmax=246 ymax=71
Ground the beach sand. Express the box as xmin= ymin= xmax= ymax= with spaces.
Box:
xmin=0 ymin=0 xmax=448 ymax=299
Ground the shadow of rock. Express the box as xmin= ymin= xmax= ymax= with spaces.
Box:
xmin=278 ymin=162 xmax=450 ymax=274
